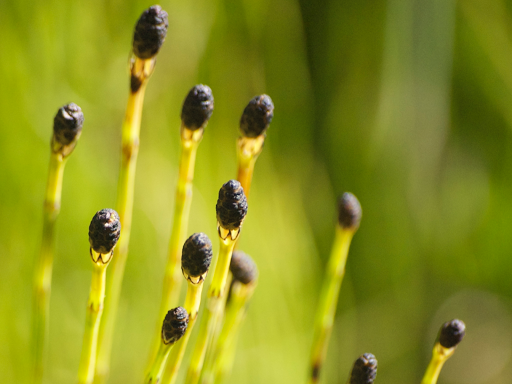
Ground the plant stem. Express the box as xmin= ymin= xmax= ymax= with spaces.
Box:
xmin=144 ymin=342 xmax=172 ymax=384
xmin=309 ymin=226 xmax=354 ymax=384
xmin=204 ymin=281 xmax=255 ymax=384
xmin=200 ymin=272 xmax=233 ymax=383
xmin=161 ymin=282 xmax=203 ymax=384
xmin=185 ymin=236 xmax=237 ymax=384
xmin=32 ymin=151 xmax=66 ymax=383
xmin=94 ymin=56 xmax=154 ymax=384
xmin=147 ymin=127 xmax=203 ymax=368
xmin=236 ymin=136 xmax=264 ymax=200
xmin=420 ymin=343 xmax=455 ymax=384
xmin=78 ymin=261 xmax=108 ymax=384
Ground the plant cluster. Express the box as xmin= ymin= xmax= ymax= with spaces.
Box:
xmin=31 ymin=5 xmax=466 ymax=384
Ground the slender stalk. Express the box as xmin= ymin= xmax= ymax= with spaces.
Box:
xmin=420 ymin=343 xmax=454 ymax=384
xmin=94 ymin=56 xmax=154 ymax=383
xmin=309 ymin=226 xmax=355 ymax=384
xmin=78 ymin=261 xmax=108 ymax=384
xmin=165 ymin=127 xmax=203 ymax=305
xmin=185 ymin=236 xmax=237 ymax=384
xmin=200 ymin=271 xmax=233 ymax=382
xmin=421 ymin=319 xmax=465 ymax=384
xmin=162 ymin=282 xmax=203 ymax=384
xmin=32 ymin=103 xmax=84 ymax=383
xmin=206 ymin=281 xmax=255 ymax=384
xmin=78 ymin=208 xmax=120 ymax=384
xmin=145 ymin=342 xmax=173 ymax=384
xmin=32 ymin=151 xmax=66 ymax=383
xmin=147 ymin=127 xmax=203 ymax=368
xmin=309 ymin=193 xmax=361 ymax=384
xmin=236 ymin=136 xmax=264 ymax=199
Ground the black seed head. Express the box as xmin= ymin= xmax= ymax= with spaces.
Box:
xmin=132 ymin=5 xmax=168 ymax=59
xmin=181 ymin=233 xmax=213 ymax=282
xmin=161 ymin=307 xmax=188 ymax=345
xmin=240 ymin=95 xmax=274 ymax=138
xmin=230 ymin=251 xmax=258 ymax=285
xmin=88 ymin=209 xmax=121 ymax=254
xmin=53 ymin=103 xmax=84 ymax=147
xmin=439 ymin=319 xmax=466 ymax=348
xmin=349 ymin=353 xmax=378 ymax=384
xmin=216 ymin=180 xmax=248 ymax=231
xmin=338 ymin=193 xmax=362 ymax=231
xmin=181 ymin=85 xmax=214 ymax=131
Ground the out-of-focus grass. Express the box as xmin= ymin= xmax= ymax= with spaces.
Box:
xmin=1 ymin=0 xmax=512 ymax=383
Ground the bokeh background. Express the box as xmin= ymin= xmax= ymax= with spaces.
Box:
xmin=1 ymin=0 xmax=511 ymax=383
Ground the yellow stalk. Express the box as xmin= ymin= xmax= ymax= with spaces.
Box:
xmin=144 ymin=342 xmax=173 ymax=384
xmin=32 ymin=151 xmax=66 ymax=383
xmin=205 ymin=281 xmax=255 ymax=384
xmin=420 ymin=343 xmax=455 ymax=384
xmin=236 ymin=136 xmax=264 ymax=200
xmin=78 ymin=258 xmax=108 ymax=384
xmin=309 ymin=226 xmax=355 ymax=384
xmin=94 ymin=56 xmax=155 ymax=383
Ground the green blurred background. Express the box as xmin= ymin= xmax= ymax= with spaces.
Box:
xmin=1 ymin=0 xmax=511 ymax=383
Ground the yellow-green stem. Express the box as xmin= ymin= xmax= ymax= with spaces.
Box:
xmin=185 ymin=235 xmax=236 ymax=384
xmin=420 ymin=343 xmax=455 ymax=384
xmin=94 ymin=56 xmax=153 ymax=384
xmin=78 ymin=261 xmax=108 ymax=384
xmin=309 ymin=226 xmax=354 ymax=384
xmin=32 ymin=151 xmax=66 ymax=384
xmin=200 ymin=271 xmax=233 ymax=380
xmin=147 ymin=127 xmax=202 ymax=369
xmin=236 ymin=159 xmax=255 ymax=201
xmin=145 ymin=342 xmax=172 ymax=384
xmin=208 ymin=272 xmax=232 ymax=358
xmin=162 ymin=282 xmax=203 ymax=384
xmin=236 ymin=136 xmax=264 ymax=200
xmin=204 ymin=281 xmax=255 ymax=384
